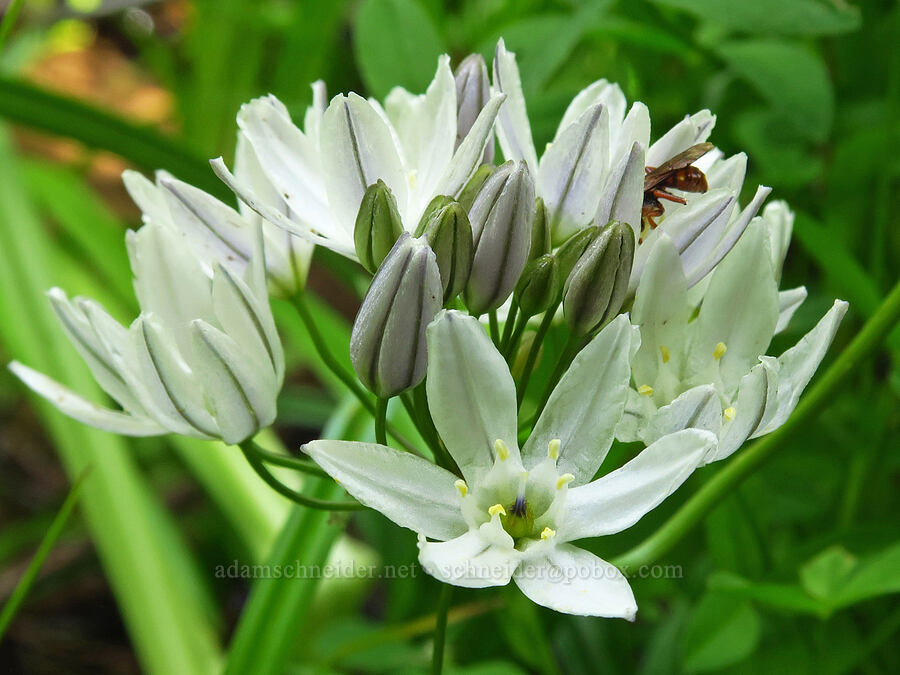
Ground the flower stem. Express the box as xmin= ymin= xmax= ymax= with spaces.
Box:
xmin=613 ymin=284 xmax=900 ymax=571
xmin=516 ymin=301 xmax=559 ymax=409
xmin=488 ymin=310 xmax=500 ymax=345
xmin=292 ymin=294 xmax=420 ymax=455
xmin=375 ymin=397 xmax=389 ymax=446
xmin=431 ymin=584 xmax=453 ymax=675
xmin=245 ymin=440 xmax=329 ymax=479
xmin=238 ymin=441 xmax=365 ymax=511
xmin=500 ymin=298 xmax=519 ymax=350
xmin=530 ymin=332 xmax=583 ymax=423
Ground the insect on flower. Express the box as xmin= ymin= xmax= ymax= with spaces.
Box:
xmin=641 ymin=141 xmax=714 ymax=243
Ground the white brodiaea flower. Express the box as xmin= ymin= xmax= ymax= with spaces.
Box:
xmin=211 ymin=56 xmax=504 ymax=261
xmin=122 ymin=103 xmax=318 ymax=298
xmin=305 ymin=310 xmax=716 ymax=617
xmin=490 ymin=39 xmax=771 ymax=294
xmin=8 ymin=222 xmax=284 ymax=445
xmin=617 ymin=203 xmax=848 ymax=463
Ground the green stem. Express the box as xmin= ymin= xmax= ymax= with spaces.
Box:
xmin=517 ymin=302 xmax=559 ymax=409
xmin=504 ymin=312 xmax=530 ymax=361
xmin=0 ymin=467 xmax=90 ymax=642
xmin=489 ymin=310 xmax=500 ymax=345
xmin=293 ymin=294 xmax=419 ymax=455
xmin=500 ymin=298 xmax=519 ymax=351
xmin=531 ymin=333 xmax=583 ymax=423
xmin=238 ymin=442 xmax=365 ymax=511
xmin=613 ymin=282 xmax=900 ymax=570
xmin=245 ymin=440 xmax=329 ymax=479
xmin=432 ymin=584 xmax=453 ymax=675
xmin=375 ymin=397 xmax=389 ymax=446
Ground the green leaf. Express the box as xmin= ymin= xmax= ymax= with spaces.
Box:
xmin=652 ymin=0 xmax=861 ymax=36
xmin=800 ymin=545 xmax=858 ymax=601
xmin=682 ymin=592 xmax=762 ymax=673
xmin=716 ymin=39 xmax=833 ymax=142
xmin=354 ymin=0 xmax=446 ymax=99
xmin=708 ymin=571 xmax=826 ymax=616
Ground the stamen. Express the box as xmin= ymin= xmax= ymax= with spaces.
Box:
xmin=548 ymin=439 xmax=561 ymax=460
xmin=540 ymin=527 xmax=556 ymax=540
xmin=724 ymin=407 xmax=736 ymax=422
xmin=454 ymin=479 xmax=468 ymax=497
xmin=660 ymin=345 xmax=670 ymax=363
xmin=488 ymin=503 xmax=506 ymax=518
xmin=494 ymin=438 xmax=510 ymax=461
xmin=556 ymin=473 xmax=575 ymax=490
xmin=638 ymin=384 xmax=654 ymax=396
xmin=713 ymin=342 xmax=727 ymax=360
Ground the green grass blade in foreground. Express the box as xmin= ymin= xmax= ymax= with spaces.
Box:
xmin=0 ymin=129 xmax=221 ymax=675
xmin=0 ymin=76 xmax=229 ymax=200
xmin=224 ymin=397 xmax=367 ymax=675
xmin=613 ymin=279 xmax=900 ymax=571
xmin=0 ymin=468 xmax=90 ymax=643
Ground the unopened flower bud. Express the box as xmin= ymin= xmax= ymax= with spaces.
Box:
xmin=515 ymin=255 xmax=559 ymax=317
xmin=458 ymin=163 xmax=496 ymax=213
xmin=350 ymin=234 xmax=443 ymax=397
xmin=415 ymin=200 xmax=473 ymax=303
xmin=555 ymin=225 xmax=601 ymax=287
xmin=354 ymin=180 xmax=404 ymax=273
xmin=464 ymin=161 xmax=534 ymax=316
xmin=415 ymin=195 xmax=456 ymax=234
xmin=454 ymin=53 xmax=494 ymax=164
xmin=529 ymin=197 xmax=551 ymax=262
xmin=562 ymin=220 xmax=635 ymax=336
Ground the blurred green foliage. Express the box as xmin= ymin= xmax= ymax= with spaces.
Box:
xmin=0 ymin=0 xmax=898 ymax=673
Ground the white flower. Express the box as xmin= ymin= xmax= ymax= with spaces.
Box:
xmin=8 ymin=222 xmax=284 ymax=445
xmin=305 ymin=310 xmax=716 ymax=617
xmin=617 ymin=202 xmax=848 ymax=463
xmin=122 ymin=109 xmax=316 ymax=298
xmin=490 ymin=38 xmax=771 ymax=293
xmin=211 ymin=57 xmax=504 ymax=261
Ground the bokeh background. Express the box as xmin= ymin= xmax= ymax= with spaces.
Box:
xmin=0 ymin=0 xmax=898 ymax=673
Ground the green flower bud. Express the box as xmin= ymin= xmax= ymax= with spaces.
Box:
xmin=354 ymin=180 xmax=404 ymax=273
xmin=562 ymin=221 xmax=635 ymax=337
xmin=414 ymin=195 xmax=456 ymax=236
xmin=415 ymin=201 xmax=474 ymax=303
xmin=555 ymin=225 xmax=601 ymax=288
xmin=454 ymin=53 xmax=495 ymax=164
xmin=350 ymin=234 xmax=443 ymax=397
xmin=514 ymin=254 xmax=559 ymax=317
xmin=529 ymin=197 xmax=551 ymax=262
xmin=457 ymin=163 xmax=496 ymax=213
xmin=464 ymin=161 xmax=535 ymax=316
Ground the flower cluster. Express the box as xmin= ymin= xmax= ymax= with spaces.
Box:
xmin=8 ymin=40 xmax=848 ymax=619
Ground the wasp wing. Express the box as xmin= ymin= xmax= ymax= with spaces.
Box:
xmin=643 ymin=142 xmax=714 ymax=191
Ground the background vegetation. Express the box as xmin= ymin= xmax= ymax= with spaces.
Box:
xmin=0 ymin=0 xmax=897 ymax=673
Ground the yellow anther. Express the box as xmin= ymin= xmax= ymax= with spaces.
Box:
xmin=488 ymin=503 xmax=506 ymax=518
xmin=548 ymin=439 xmax=561 ymax=461
xmin=660 ymin=345 xmax=671 ymax=363
xmin=556 ymin=473 xmax=575 ymax=490
xmin=494 ymin=439 xmax=510 ymax=461
xmin=638 ymin=384 xmax=654 ymax=396
xmin=454 ymin=479 xmax=468 ymax=498
xmin=713 ymin=342 xmax=727 ymax=360
xmin=540 ymin=527 xmax=556 ymax=540
xmin=724 ymin=407 xmax=736 ymax=422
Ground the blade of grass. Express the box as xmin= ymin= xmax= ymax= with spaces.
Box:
xmin=0 ymin=127 xmax=222 ymax=674
xmin=0 ymin=0 xmax=26 ymax=52
xmin=0 ymin=76 xmax=229 ymax=199
xmin=0 ymin=467 xmax=90 ymax=642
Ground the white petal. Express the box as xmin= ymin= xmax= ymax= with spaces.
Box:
xmin=419 ymin=525 xmax=519 ymax=588
xmin=492 ymin=39 xmax=539 ymax=173
xmin=434 ymin=92 xmax=505 ymax=200
xmin=594 ymin=141 xmax=644 ymax=240
xmin=690 ymin=221 xmax=779 ymax=395
xmin=556 ymin=79 xmax=624 ymax=140
xmin=8 ymin=361 xmax=165 ymax=436
xmin=426 ymin=310 xmax=519 ymax=484
xmin=523 ymin=315 xmax=633 ymax=484
xmin=711 ymin=361 xmax=777 ymax=462
xmin=776 ymin=287 xmax=808 ymax=334
xmin=539 ymin=103 xmax=609 ymax=242
xmin=704 ymin=152 xmax=747 ymax=194
xmin=613 ymin=102 xmax=650 ymax=161
xmin=641 ymin=385 xmax=722 ymax=445
xmin=304 ymin=440 xmax=467 ymax=540
xmin=563 ymin=429 xmax=716 ymax=539
xmin=754 ymin=299 xmax=849 ymax=437
xmin=513 ymin=544 xmax=637 ymax=619
xmin=320 ymin=93 xmax=407 ymax=236
xmin=122 ymin=170 xmax=170 ymax=227
xmin=646 ymin=110 xmax=716 ymax=167
xmin=760 ymin=200 xmax=794 ymax=280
